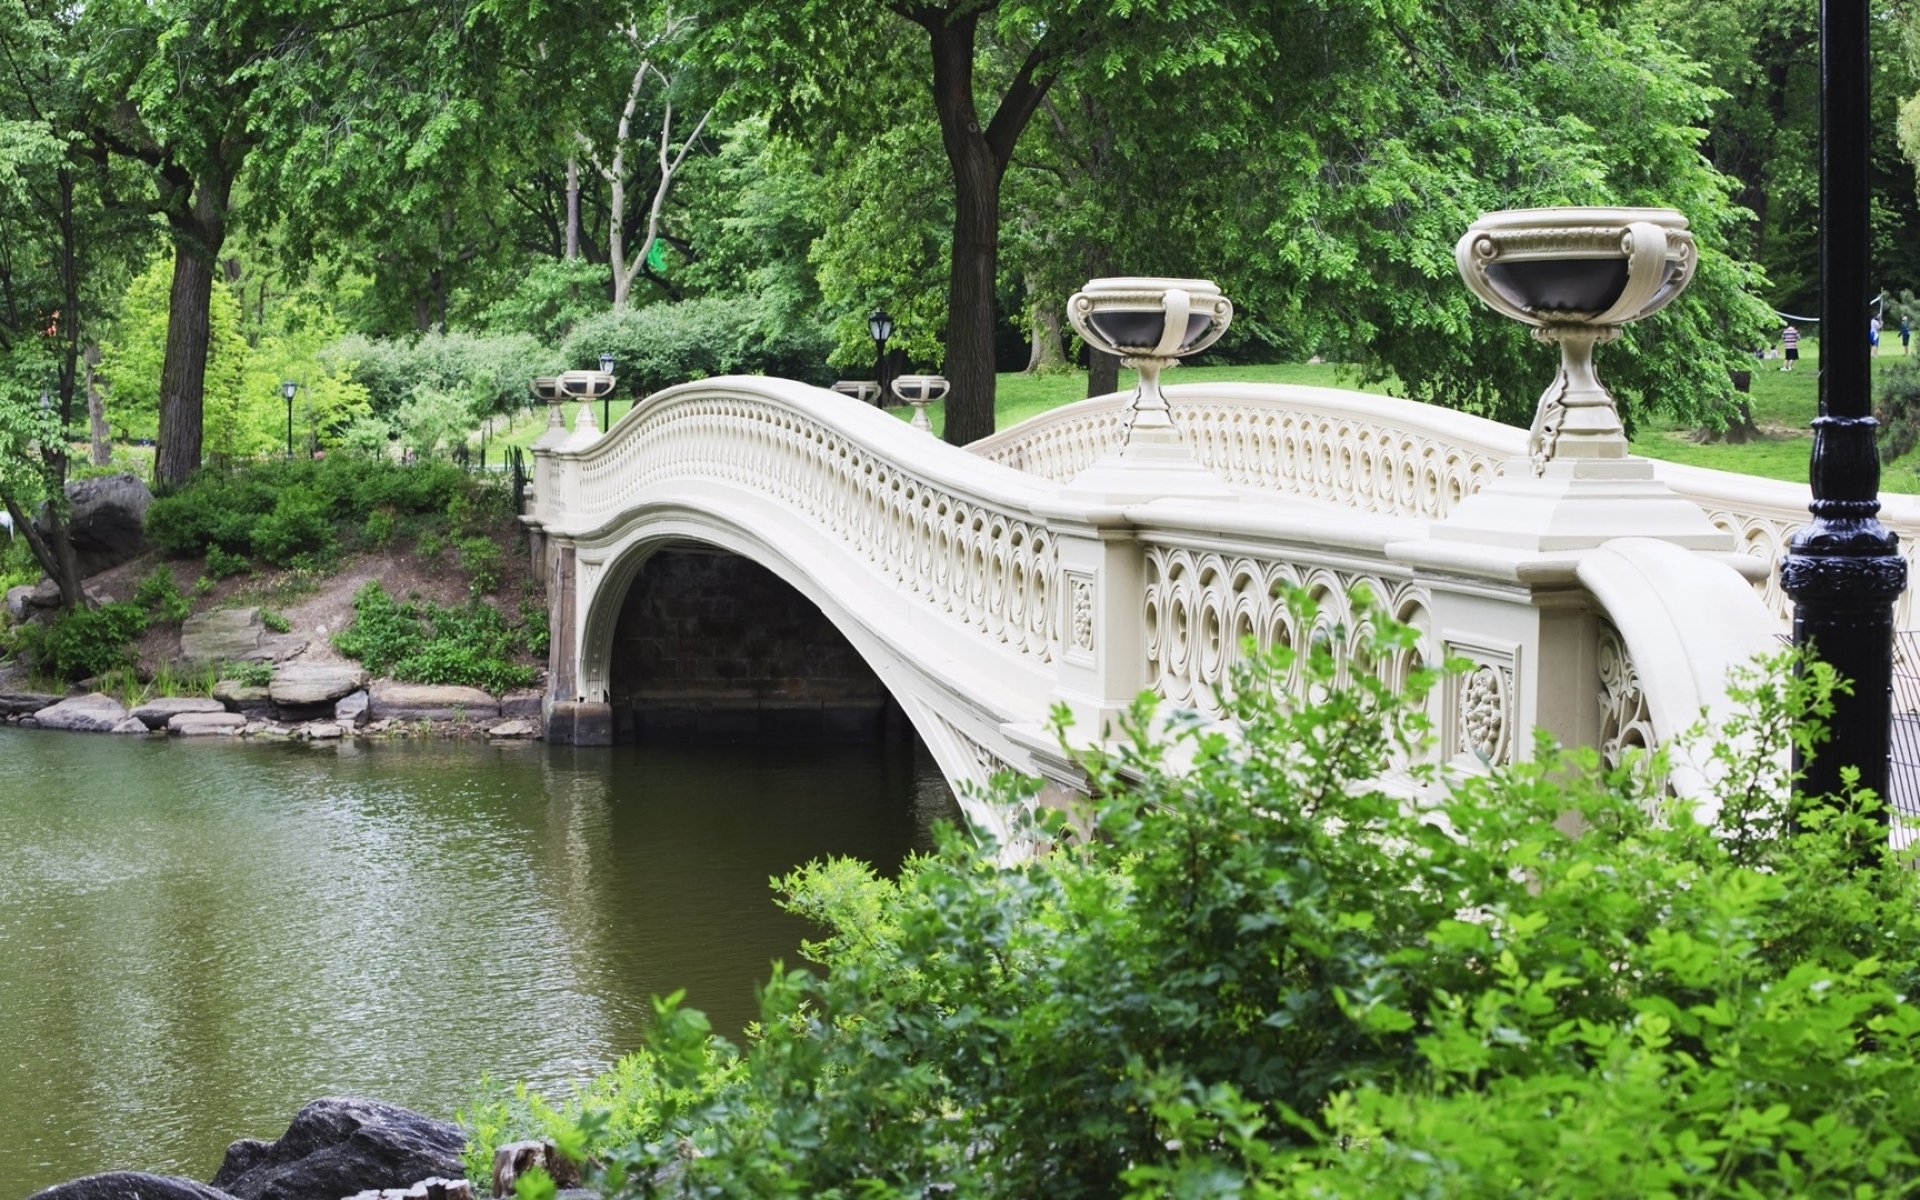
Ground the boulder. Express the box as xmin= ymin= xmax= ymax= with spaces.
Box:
xmin=499 ymin=691 xmax=544 ymax=720
xmin=22 ymin=578 xmax=113 ymax=612
xmin=368 ymin=683 xmax=500 ymax=724
xmin=0 ymin=691 xmax=60 ymax=717
xmin=170 ymin=711 xmax=247 ymax=736
xmin=132 ymin=696 xmax=229 ymax=729
xmin=270 ymin=663 xmax=367 ymax=708
xmin=336 ymin=690 xmax=370 ymax=727
xmin=182 ymin=609 xmax=266 ymax=664
xmin=301 ymin=722 xmax=344 ymax=741
xmin=486 ymin=718 xmax=537 ymax=739
xmin=210 ymin=1097 xmax=465 ymax=1200
xmin=28 ymin=1172 xmax=240 ymax=1200
xmin=34 ymin=693 xmax=129 ymax=732
xmin=111 ymin=717 xmax=149 ymax=734
xmin=214 ymin=679 xmax=273 ymax=712
xmin=40 ymin=473 xmax=152 ymax=577
xmin=5 ymin=584 xmax=33 ymax=621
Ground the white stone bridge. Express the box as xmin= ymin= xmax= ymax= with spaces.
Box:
xmin=521 ymin=361 xmax=1920 ymax=839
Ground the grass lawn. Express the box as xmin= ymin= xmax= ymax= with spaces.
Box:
xmin=459 ymin=342 xmax=1920 ymax=495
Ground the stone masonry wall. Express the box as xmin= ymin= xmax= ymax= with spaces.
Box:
xmin=607 ymin=546 xmax=905 ymax=742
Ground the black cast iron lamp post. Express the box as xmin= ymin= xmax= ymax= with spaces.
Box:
xmin=598 ymin=351 xmax=616 ymax=429
xmin=281 ymin=380 xmax=297 ymax=459
xmin=1779 ymin=0 xmax=1906 ymax=822
xmin=868 ymin=309 xmax=893 ymax=406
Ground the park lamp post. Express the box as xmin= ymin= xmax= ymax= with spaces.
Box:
xmin=280 ymin=380 xmax=297 ymax=459
xmin=1779 ymin=0 xmax=1907 ymax=823
xmin=869 ymin=308 xmax=894 ymax=406
xmin=599 ymin=351 xmax=616 ymax=429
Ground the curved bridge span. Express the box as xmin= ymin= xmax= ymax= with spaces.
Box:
xmin=525 ymin=376 xmax=1813 ymax=833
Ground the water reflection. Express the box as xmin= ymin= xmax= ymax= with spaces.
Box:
xmin=0 ymin=729 xmax=955 ymax=1194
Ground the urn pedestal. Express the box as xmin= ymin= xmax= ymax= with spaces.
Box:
xmin=891 ymin=375 xmax=948 ymax=432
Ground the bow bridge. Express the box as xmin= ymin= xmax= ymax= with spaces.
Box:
xmin=520 ymin=380 xmax=1916 ymax=839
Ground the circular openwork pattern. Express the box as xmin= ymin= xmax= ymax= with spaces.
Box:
xmin=1459 ymin=664 xmax=1511 ymax=765
xmin=1141 ymin=544 xmax=1433 ymax=724
xmin=565 ymin=392 xmax=1059 ymax=664
xmin=1596 ymin=620 xmax=1657 ymax=789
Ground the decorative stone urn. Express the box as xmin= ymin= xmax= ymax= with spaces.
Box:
xmin=1431 ymin=207 xmax=1728 ymax=553
xmin=558 ymin=368 xmax=615 ymax=450
xmin=831 ymin=380 xmax=881 ymax=406
xmin=891 ymin=374 xmax=948 ymax=432
xmin=1060 ymin=277 xmax=1237 ymax=503
xmin=1455 ymin=207 xmax=1695 ymax=473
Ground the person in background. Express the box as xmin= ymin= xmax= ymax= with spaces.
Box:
xmin=1871 ymin=314 xmax=1882 ymax=356
xmin=1781 ymin=323 xmax=1800 ymax=371
xmin=1902 ymin=314 xmax=1911 ymax=355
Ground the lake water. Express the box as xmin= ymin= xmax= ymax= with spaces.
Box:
xmin=0 ymin=728 xmax=956 ymax=1195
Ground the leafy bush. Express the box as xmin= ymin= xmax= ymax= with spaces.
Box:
xmin=203 ymin=545 xmax=251 ymax=580
xmin=518 ymin=598 xmax=550 ymax=659
xmin=1879 ymin=356 xmax=1920 ymax=463
xmin=559 ymin=291 xmax=835 ymax=400
xmin=132 ymin=566 xmax=191 ymax=623
xmin=363 ymin=509 xmax=397 ymax=548
xmin=18 ymin=601 xmax=149 ymax=681
xmin=259 ymin=608 xmax=291 ymax=634
xmin=252 ymin=494 xmax=334 ymax=566
xmin=323 ymin=329 xmax=566 ymax=420
xmin=333 ymin=581 xmax=534 ymax=693
xmin=455 ymin=535 xmax=503 ymax=594
xmin=225 ymin=659 xmax=272 ymax=688
xmin=464 ymin=596 xmax=1920 ymax=1198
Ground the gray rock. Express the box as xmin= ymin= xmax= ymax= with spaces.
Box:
xmin=500 ymin=690 xmax=544 ymax=720
xmin=0 ymin=691 xmax=60 ymax=717
xmin=132 ymin=696 xmax=229 ymax=729
xmin=270 ymin=663 xmax=367 ymax=707
xmin=23 ymin=578 xmax=113 ymax=611
xmin=170 ymin=711 xmax=247 ymax=736
xmin=42 ymin=473 xmax=152 ymax=577
xmin=5 ymin=583 xmax=33 ymax=621
xmin=182 ymin=608 xmax=265 ymax=664
xmin=486 ymin=718 xmax=537 ymax=738
xmin=336 ymin=689 xmax=370 ymax=727
xmin=34 ymin=693 xmax=129 ymax=732
xmin=28 ymin=1171 xmax=240 ymax=1200
xmin=368 ymin=683 xmax=500 ymax=723
xmin=210 ymin=1097 xmax=465 ymax=1200
xmin=214 ymin=679 xmax=273 ymax=711
xmin=111 ymin=717 xmax=149 ymax=734
xmin=301 ymin=722 xmax=344 ymax=740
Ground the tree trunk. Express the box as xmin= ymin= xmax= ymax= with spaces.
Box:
xmin=1025 ymin=291 xmax=1066 ymax=373
xmin=565 ymin=154 xmax=581 ymax=262
xmin=1088 ymin=348 xmax=1120 ymax=398
xmin=927 ymin=14 xmax=999 ymax=447
xmin=154 ymin=171 xmax=230 ymax=489
xmin=3 ymin=490 xmax=82 ymax=609
xmin=85 ymin=345 xmax=109 ymax=466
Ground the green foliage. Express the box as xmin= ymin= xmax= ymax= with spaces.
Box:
xmin=259 ymin=608 xmax=292 ymax=634
xmin=468 ymin=593 xmax=1920 ymax=1197
xmin=203 ymin=545 xmax=251 ymax=580
xmin=363 ymin=508 xmax=397 ymax=548
xmin=1879 ymin=356 xmax=1920 ymax=463
xmin=455 ymin=535 xmax=503 ymax=595
xmin=559 ymin=292 xmax=835 ymax=399
xmin=225 ymin=659 xmax=273 ymax=689
xmin=18 ymin=601 xmax=149 ymax=681
xmin=476 ymin=259 xmax=612 ymax=345
xmin=333 ymin=580 xmax=534 ymax=693
xmin=101 ymin=256 xmax=256 ymax=452
xmin=146 ymin=457 xmax=471 ymax=561
xmin=132 ymin=566 xmax=191 ymax=623
xmin=324 ymin=330 xmax=565 ymax=421
xmin=518 ymin=598 xmax=550 ymax=660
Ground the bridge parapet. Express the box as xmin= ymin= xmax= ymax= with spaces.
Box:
xmin=529 ymin=375 xmax=1783 ymax=821
xmin=977 ymin=383 xmax=1920 ymax=627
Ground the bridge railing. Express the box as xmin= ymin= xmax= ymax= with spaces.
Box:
xmin=531 ymin=376 xmax=1785 ymax=811
xmin=975 ymin=383 xmax=1920 ymax=627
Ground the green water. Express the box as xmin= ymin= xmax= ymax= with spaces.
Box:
xmin=0 ymin=728 xmax=956 ymax=1195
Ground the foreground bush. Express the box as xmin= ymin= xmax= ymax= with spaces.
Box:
xmin=465 ymin=598 xmax=1920 ymax=1198
xmin=333 ymin=581 xmax=535 ymax=693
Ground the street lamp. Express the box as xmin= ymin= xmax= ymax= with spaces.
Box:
xmin=599 ymin=351 xmax=616 ymax=429
xmin=868 ymin=309 xmax=894 ymax=406
xmin=1780 ymin=0 xmax=1907 ymax=827
xmin=281 ymin=381 xmax=297 ymax=459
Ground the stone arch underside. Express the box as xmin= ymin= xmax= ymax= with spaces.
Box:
xmin=569 ymin=494 xmax=1055 ymax=841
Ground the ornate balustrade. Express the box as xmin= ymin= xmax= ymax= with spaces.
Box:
xmin=977 ymin=382 xmax=1920 ymax=626
xmin=528 ymin=376 xmax=1781 ymax=815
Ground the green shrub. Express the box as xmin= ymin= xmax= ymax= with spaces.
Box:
xmin=259 ymin=608 xmax=291 ymax=634
xmin=224 ymin=659 xmax=272 ymax=688
xmin=193 ymin=575 xmax=215 ymax=596
xmin=132 ymin=566 xmax=191 ymax=623
xmin=1879 ymin=356 xmax=1920 ymax=463
xmin=333 ymin=581 xmax=533 ymax=692
xmin=416 ymin=531 xmax=444 ymax=561
xmin=518 ymin=598 xmax=550 ymax=659
xmin=252 ymin=494 xmax=334 ymax=566
xmin=203 ymin=544 xmax=251 ymax=580
xmin=19 ymin=601 xmax=149 ymax=681
xmin=463 ymin=596 xmax=1920 ymax=1198
xmin=559 ymin=291 xmax=835 ymax=400
xmin=455 ymin=536 xmax=503 ymax=594
xmin=363 ymin=508 xmax=397 ymax=548
xmin=323 ymin=329 xmax=566 ymax=419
